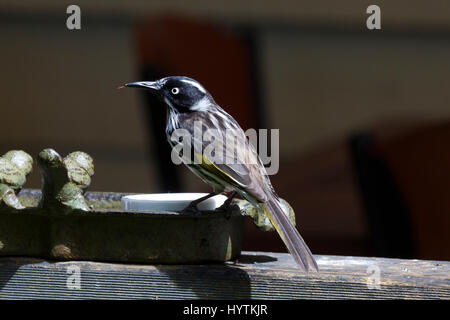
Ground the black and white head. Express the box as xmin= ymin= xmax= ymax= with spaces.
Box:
xmin=123 ymin=76 xmax=213 ymax=113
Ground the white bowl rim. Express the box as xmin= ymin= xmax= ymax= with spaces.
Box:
xmin=122 ymin=193 xmax=226 ymax=203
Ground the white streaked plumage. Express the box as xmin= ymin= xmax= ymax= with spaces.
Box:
xmin=164 ymin=97 xmax=180 ymax=135
xmin=190 ymin=97 xmax=211 ymax=112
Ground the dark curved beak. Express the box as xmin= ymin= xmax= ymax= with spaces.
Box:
xmin=119 ymin=81 xmax=162 ymax=91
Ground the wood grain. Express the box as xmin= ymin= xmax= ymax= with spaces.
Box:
xmin=0 ymin=252 xmax=448 ymax=299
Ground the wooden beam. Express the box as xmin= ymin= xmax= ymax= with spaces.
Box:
xmin=0 ymin=252 xmax=448 ymax=299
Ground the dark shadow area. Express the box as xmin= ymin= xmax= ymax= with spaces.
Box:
xmin=350 ymin=133 xmax=413 ymax=259
xmin=238 ymin=254 xmax=278 ymax=264
xmin=1 ymin=257 xmax=251 ymax=299
xmin=155 ymin=264 xmax=251 ymax=299
xmin=0 ymin=257 xmax=41 ymax=292
xmin=152 ymin=253 xmax=280 ymax=299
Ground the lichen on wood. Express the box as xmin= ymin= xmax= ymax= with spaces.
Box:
xmin=234 ymin=198 xmax=296 ymax=231
xmin=0 ymin=150 xmax=33 ymax=209
xmin=38 ymin=149 xmax=94 ymax=212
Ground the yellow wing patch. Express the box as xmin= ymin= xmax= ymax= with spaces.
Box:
xmin=195 ymin=153 xmax=242 ymax=187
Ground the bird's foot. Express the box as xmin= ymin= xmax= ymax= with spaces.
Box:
xmin=216 ymin=192 xmax=238 ymax=219
xmin=218 ymin=203 xmax=238 ymax=220
xmin=180 ymin=203 xmax=202 ymax=216
xmin=217 ymin=201 xmax=231 ymax=212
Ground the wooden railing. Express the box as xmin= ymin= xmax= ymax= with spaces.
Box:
xmin=0 ymin=251 xmax=448 ymax=299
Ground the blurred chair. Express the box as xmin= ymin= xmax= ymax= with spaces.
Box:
xmin=132 ymin=15 xmax=263 ymax=192
xmin=351 ymin=121 xmax=450 ymax=260
xmin=350 ymin=133 xmax=413 ymax=259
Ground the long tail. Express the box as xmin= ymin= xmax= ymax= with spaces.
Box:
xmin=261 ymin=198 xmax=318 ymax=272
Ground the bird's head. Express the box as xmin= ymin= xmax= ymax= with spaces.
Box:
xmin=122 ymin=76 xmax=212 ymax=113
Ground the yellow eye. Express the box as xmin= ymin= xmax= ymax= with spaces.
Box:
xmin=171 ymin=87 xmax=180 ymax=95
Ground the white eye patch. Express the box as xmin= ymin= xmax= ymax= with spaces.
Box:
xmin=171 ymin=87 xmax=180 ymax=95
xmin=180 ymin=79 xmax=206 ymax=93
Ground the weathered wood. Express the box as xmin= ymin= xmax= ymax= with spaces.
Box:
xmin=0 ymin=252 xmax=448 ymax=299
xmin=0 ymin=190 xmax=245 ymax=264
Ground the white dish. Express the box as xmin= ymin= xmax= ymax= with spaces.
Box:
xmin=121 ymin=193 xmax=227 ymax=212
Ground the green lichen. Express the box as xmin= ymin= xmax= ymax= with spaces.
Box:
xmin=65 ymin=151 xmax=94 ymax=190
xmin=38 ymin=149 xmax=94 ymax=212
xmin=88 ymin=200 xmax=122 ymax=210
xmin=0 ymin=184 xmax=25 ymax=209
xmin=0 ymin=150 xmax=33 ymax=209
xmin=0 ymin=151 xmax=33 ymax=190
xmin=0 ymin=149 xmax=246 ymax=264
xmin=234 ymin=198 xmax=296 ymax=232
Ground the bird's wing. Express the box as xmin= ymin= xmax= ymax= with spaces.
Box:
xmin=178 ymin=109 xmax=272 ymax=202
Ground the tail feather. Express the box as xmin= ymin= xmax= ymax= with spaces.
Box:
xmin=262 ymin=198 xmax=318 ymax=272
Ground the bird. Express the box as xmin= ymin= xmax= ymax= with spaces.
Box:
xmin=121 ymin=76 xmax=318 ymax=272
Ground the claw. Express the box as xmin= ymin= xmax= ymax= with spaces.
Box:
xmin=180 ymin=203 xmax=201 ymax=215
xmin=216 ymin=191 xmax=238 ymax=218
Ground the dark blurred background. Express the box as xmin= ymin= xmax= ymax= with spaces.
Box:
xmin=0 ymin=1 xmax=449 ymax=260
